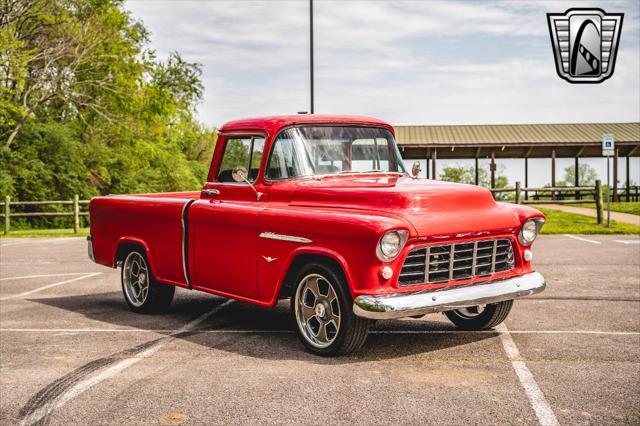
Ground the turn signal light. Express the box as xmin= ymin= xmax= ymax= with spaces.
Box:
xmin=381 ymin=266 xmax=394 ymax=280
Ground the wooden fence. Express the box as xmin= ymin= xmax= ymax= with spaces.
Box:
xmin=0 ymin=179 xmax=623 ymax=234
xmin=489 ymin=180 xmax=605 ymax=224
xmin=623 ymin=186 xmax=640 ymax=202
xmin=1 ymin=196 xmax=90 ymax=235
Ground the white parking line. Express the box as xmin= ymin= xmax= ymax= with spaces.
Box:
xmin=496 ymin=323 xmax=559 ymax=426
xmin=1 ymin=328 xmax=637 ymax=336
xmin=0 ymin=273 xmax=101 ymax=301
xmin=614 ymin=240 xmax=640 ymax=245
xmin=0 ymin=238 xmax=84 ymax=248
xmin=0 ymin=272 xmax=95 ymax=282
xmin=373 ymin=329 xmax=639 ymax=335
xmin=563 ymin=234 xmax=600 ymax=244
xmin=20 ymin=299 xmax=234 ymax=426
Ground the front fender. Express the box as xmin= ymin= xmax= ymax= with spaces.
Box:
xmin=275 ymin=245 xmax=353 ymax=301
xmin=502 ymin=202 xmax=546 ymax=223
xmin=256 ymin=205 xmax=413 ymax=306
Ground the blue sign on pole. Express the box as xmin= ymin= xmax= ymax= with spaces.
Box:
xmin=602 ymin=133 xmax=615 ymax=157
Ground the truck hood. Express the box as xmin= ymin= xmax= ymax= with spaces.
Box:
xmin=289 ymin=175 xmax=520 ymax=237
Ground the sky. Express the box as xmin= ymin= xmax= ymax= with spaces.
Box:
xmin=125 ymin=0 xmax=640 ymax=186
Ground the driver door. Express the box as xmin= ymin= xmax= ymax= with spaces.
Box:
xmin=189 ymin=135 xmax=266 ymax=300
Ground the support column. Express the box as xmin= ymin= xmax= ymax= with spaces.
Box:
xmin=425 ymin=149 xmax=430 ymax=179
xmin=431 ymin=149 xmax=437 ymax=180
xmin=73 ymin=194 xmax=79 ymax=234
xmin=575 ymin=156 xmax=580 ymax=199
xmin=490 ymin=150 xmax=496 ymax=189
xmin=551 ymin=149 xmax=556 ymax=200
xmin=595 ymin=180 xmax=603 ymax=224
xmin=474 ymin=157 xmax=479 ymax=186
xmin=524 ymin=158 xmax=529 ymax=201
xmin=613 ymin=147 xmax=619 ymax=202
xmin=626 ymin=156 xmax=631 ymax=202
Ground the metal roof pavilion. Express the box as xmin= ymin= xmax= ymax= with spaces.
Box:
xmin=395 ymin=122 xmax=640 ymax=159
xmin=393 ymin=122 xmax=640 ymax=200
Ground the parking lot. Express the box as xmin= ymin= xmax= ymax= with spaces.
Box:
xmin=1 ymin=235 xmax=638 ymax=425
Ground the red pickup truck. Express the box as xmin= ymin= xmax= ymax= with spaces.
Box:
xmin=89 ymin=114 xmax=546 ymax=356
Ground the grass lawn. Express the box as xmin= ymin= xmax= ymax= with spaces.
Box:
xmin=567 ymin=201 xmax=640 ymax=216
xmin=1 ymin=227 xmax=90 ymax=238
xmin=539 ymin=208 xmax=640 ymax=235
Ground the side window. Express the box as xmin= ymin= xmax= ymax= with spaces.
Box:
xmin=217 ymin=136 xmax=265 ymax=183
xmin=249 ymin=138 xmax=265 ymax=181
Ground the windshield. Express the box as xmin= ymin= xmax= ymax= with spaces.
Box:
xmin=266 ymin=126 xmax=407 ymax=180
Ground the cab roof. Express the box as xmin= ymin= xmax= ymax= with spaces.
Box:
xmin=219 ymin=114 xmax=394 ymax=136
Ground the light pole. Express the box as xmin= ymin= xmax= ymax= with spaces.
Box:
xmin=309 ymin=0 xmax=314 ymax=114
xmin=607 ymin=155 xmax=611 ymax=227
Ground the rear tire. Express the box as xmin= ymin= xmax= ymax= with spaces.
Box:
xmin=291 ymin=262 xmax=372 ymax=356
xmin=121 ymin=249 xmax=175 ymax=314
xmin=444 ymin=300 xmax=513 ymax=330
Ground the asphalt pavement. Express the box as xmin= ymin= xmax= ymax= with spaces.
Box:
xmin=0 ymin=235 xmax=638 ymax=425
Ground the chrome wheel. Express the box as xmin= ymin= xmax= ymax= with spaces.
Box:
xmin=453 ymin=305 xmax=486 ymax=318
xmin=294 ymin=274 xmax=341 ymax=349
xmin=122 ymin=252 xmax=149 ymax=307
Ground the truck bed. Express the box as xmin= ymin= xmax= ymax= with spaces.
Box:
xmin=90 ymin=191 xmax=201 ymax=287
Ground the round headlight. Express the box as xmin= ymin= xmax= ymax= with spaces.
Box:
xmin=377 ymin=230 xmax=408 ymax=262
xmin=381 ymin=232 xmax=401 ymax=257
xmin=519 ymin=218 xmax=541 ymax=246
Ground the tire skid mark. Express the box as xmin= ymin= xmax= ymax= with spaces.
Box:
xmin=19 ymin=339 xmax=160 ymax=426
xmin=19 ymin=300 xmax=233 ymax=425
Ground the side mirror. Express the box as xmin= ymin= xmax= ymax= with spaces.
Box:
xmin=411 ymin=161 xmax=422 ymax=178
xmin=232 ymin=166 xmax=248 ymax=183
xmin=232 ymin=166 xmax=263 ymax=201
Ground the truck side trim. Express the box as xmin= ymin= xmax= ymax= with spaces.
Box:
xmin=259 ymin=232 xmax=312 ymax=244
xmin=181 ymin=199 xmax=196 ymax=289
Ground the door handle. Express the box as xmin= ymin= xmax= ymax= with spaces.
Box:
xmin=202 ymin=189 xmax=220 ymax=196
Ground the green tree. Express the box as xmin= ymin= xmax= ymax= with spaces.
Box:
xmin=0 ymin=0 xmax=216 ymax=228
xmin=439 ymin=164 xmax=509 ymax=200
xmin=439 ymin=164 xmax=508 ymax=188
xmin=557 ymin=163 xmax=598 ymax=187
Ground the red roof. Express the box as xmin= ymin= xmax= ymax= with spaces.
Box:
xmin=219 ymin=114 xmax=394 ymax=136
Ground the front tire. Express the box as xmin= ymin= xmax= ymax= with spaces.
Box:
xmin=121 ymin=249 xmax=175 ymax=314
xmin=291 ymin=263 xmax=372 ymax=356
xmin=444 ymin=300 xmax=513 ymax=330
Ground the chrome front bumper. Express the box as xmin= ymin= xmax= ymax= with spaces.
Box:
xmin=353 ymin=271 xmax=546 ymax=320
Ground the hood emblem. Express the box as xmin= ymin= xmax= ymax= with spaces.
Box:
xmin=262 ymin=256 xmax=277 ymax=263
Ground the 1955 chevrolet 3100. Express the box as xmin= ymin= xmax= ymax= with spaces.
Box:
xmin=89 ymin=114 xmax=546 ymax=355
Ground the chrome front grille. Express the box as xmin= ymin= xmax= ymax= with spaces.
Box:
xmin=398 ymin=239 xmax=515 ymax=286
